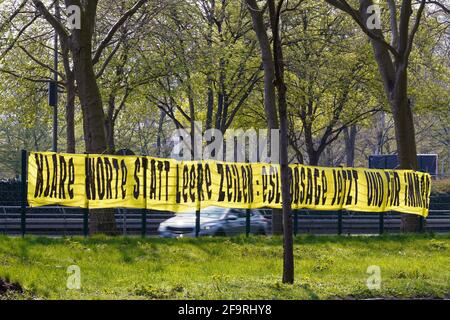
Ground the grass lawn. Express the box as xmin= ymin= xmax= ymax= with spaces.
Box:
xmin=0 ymin=234 xmax=449 ymax=300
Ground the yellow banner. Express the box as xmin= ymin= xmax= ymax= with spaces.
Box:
xmin=27 ymin=152 xmax=432 ymax=217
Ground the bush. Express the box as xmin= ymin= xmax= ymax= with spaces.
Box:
xmin=431 ymin=178 xmax=450 ymax=195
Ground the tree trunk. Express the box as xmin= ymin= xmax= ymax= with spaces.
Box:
xmin=205 ymin=1 xmax=215 ymax=131
xmin=375 ymin=112 xmax=385 ymax=155
xmin=359 ymin=0 xmax=421 ymax=232
xmin=308 ymin=153 xmax=320 ymax=166
xmin=344 ymin=125 xmax=357 ymax=167
xmin=215 ymin=57 xmax=226 ymax=131
xmin=206 ymin=81 xmax=214 ymax=131
xmin=65 ymin=64 xmax=76 ymax=153
xmin=105 ymin=94 xmax=116 ymax=153
xmin=391 ymin=68 xmax=418 ymax=170
xmin=245 ymin=0 xmax=279 ymax=128
xmin=268 ymin=0 xmax=294 ymax=284
xmin=391 ymin=68 xmax=421 ymax=232
xmin=59 ymin=22 xmax=75 ymax=154
xmin=71 ymin=48 xmax=107 ymax=154
xmin=69 ymin=3 xmax=117 ymax=235
xmin=246 ymin=0 xmax=283 ymax=236
xmin=303 ymin=123 xmax=322 ymax=166
xmin=188 ymin=86 xmax=196 ymax=159
xmin=105 ymin=118 xmax=115 ymax=154
xmin=305 ymin=144 xmax=320 ymax=166
xmin=156 ymin=110 xmax=166 ymax=157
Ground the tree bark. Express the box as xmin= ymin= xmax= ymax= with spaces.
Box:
xmin=65 ymin=75 xmax=76 ymax=153
xmin=375 ymin=112 xmax=386 ymax=154
xmin=246 ymin=0 xmax=283 ymax=236
xmin=215 ymin=55 xmax=226 ymax=131
xmin=391 ymin=68 xmax=418 ymax=170
xmin=325 ymin=0 xmax=424 ymax=232
xmin=61 ymin=37 xmax=76 ymax=153
xmin=246 ymin=0 xmax=279 ymax=131
xmin=157 ymin=109 xmax=166 ymax=157
xmin=105 ymin=94 xmax=116 ymax=153
xmin=70 ymin=37 xmax=107 ymax=153
xmin=205 ymin=1 xmax=215 ymax=131
xmin=363 ymin=0 xmax=421 ymax=231
xmin=33 ymin=0 xmax=149 ymax=235
xmin=206 ymin=78 xmax=214 ymax=130
xmin=392 ymin=69 xmax=421 ymax=232
xmin=268 ymin=0 xmax=294 ymax=284
xmin=304 ymin=123 xmax=321 ymax=166
xmin=344 ymin=125 xmax=357 ymax=167
xmin=68 ymin=0 xmax=116 ymax=235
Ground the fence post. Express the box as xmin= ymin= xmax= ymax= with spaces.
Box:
xmin=419 ymin=216 xmax=425 ymax=233
xmin=195 ymin=162 xmax=202 ymax=238
xmin=379 ymin=212 xmax=385 ymax=235
xmin=246 ymin=208 xmax=251 ymax=237
xmin=337 ymin=210 xmax=343 ymax=235
xmin=141 ymin=209 xmax=147 ymax=238
xmin=122 ymin=209 xmax=127 ymax=236
xmin=20 ymin=150 xmax=27 ymax=237
xmin=83 ymin=152 xmax=89 ymax=237
xmin=195 ymin=210 xmax=200 ymax=237
xmin=83 ymin=207 xmax=89 ymax=237
xmin=2 ymin=207 xmax=7 ymax=235
xmin=294 ymin=210 xmax=298 ymax=236
xmin=142 ymin=157 xmax=148 ymax=238
xmin=61 ymin=207 xmax=67 ymax=237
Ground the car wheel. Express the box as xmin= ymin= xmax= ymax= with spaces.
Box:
xmin=214 ymin=228 xmax=226 ymax=237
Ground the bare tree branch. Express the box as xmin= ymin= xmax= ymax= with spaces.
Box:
xmin=0 ymin=67 xmax=61 ymax=85
xmin=404 ymin=0 xmax=426 ymax=61
xmin=426 ymin=0 xmax=450 ymax=14
xmin=95 ymin=40 xmax=122 ymax=78
xmin=18 ymin=45 xmax=65 ymax=79
xmin=0 ymin=14 xmax=38 ymax=60
xmin=92 ymin=0 xmax=149 ymax=65
xmin=32 ymin=0 xmax=69 ymax=41
xmin=324 ymin=0 xmax=401 ymax=59
xmin=0 ymin=0 xmax=29 ymax=32
xmin=387 ymin=0 xmax=400 ymax=48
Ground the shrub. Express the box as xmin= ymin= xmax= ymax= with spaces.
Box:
xmin=431 ymin=178 xmax=450 ymax=195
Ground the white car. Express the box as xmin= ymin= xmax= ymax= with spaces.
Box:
xmin=158 ymin=206 xmax=270 ymax=237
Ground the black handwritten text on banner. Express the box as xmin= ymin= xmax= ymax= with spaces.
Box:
xmin=27 ymin=152 xmax=431 ymax=217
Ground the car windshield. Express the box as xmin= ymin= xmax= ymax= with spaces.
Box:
xmin=178 ymin=207 xmax=225 ymax=218
xmin=201 ymin=207 xmax=226 ymax=218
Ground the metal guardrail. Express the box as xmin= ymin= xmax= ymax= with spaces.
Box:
xmin=0 ymin=206 xmax=174 ymax=236
xmin=0 ymin=205 xmax=449 ymax=236
xmin=2 ymin=167 xmax=449 ymax=236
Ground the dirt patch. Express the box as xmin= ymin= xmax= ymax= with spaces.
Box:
xmin=0 ymin=278 xmax=23 ymax=296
